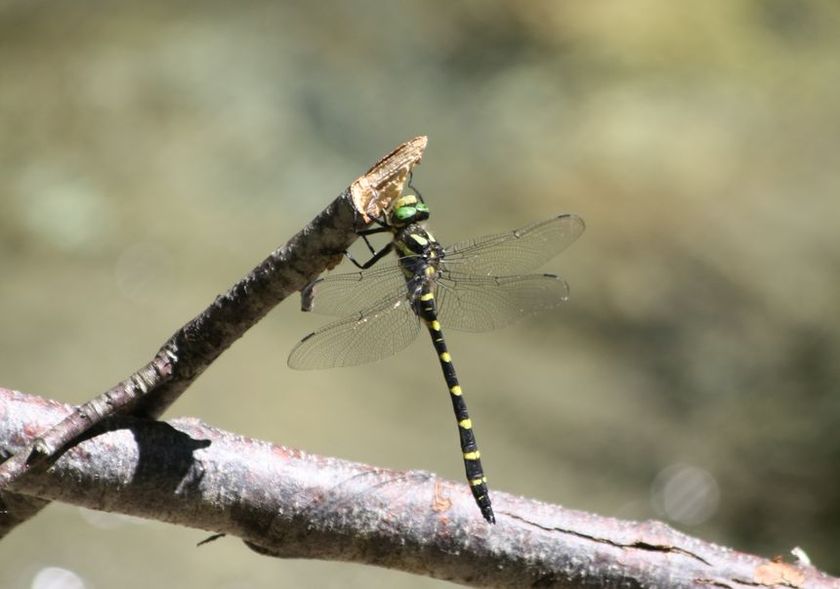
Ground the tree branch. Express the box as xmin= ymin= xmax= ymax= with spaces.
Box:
xmin=2 ymin=388 xmax=833 ymax=588
xmin=0 ymin=137 xmax=428 ymax=532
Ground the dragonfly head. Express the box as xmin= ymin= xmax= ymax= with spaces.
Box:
xmin=389 ymin=194 xmax=430 ymax=226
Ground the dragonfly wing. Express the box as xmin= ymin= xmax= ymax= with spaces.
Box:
xmin=442 ymin=214 xmax=585 ymax=276
xmin=301 ymin=261 xmax=408 ymax=317
xmin=435 ymin=272 xmax=570 ymax=333
xmin=288 ymin=296 xmax=421 ymax=369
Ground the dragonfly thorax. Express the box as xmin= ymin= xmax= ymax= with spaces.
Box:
xmin=395 ymin=224 xmax=443 ymax=281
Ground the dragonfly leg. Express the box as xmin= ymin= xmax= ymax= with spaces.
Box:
xmin=408 ymin=172 xmax=425 ymax=204
xmin=357 ymin=225 xmax=392 ymax=237
xmin=358 ymin=233 xmax=379 ymax=257
xmin=346 ymin=241 xmax=395 ymax=270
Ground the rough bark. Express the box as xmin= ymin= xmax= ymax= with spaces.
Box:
xmin=2 ymin=388 xmax=834 ymax=589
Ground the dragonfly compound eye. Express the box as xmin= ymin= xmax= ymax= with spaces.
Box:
xmin=393 ymin=206 xmax=417 ymax=222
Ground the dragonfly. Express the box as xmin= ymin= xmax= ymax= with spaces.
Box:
xmin=288 ymin=190 xmax=585 ymax=524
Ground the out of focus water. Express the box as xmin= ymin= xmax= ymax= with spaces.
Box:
xmin=2 ymin=2 xmax=838 ymax=586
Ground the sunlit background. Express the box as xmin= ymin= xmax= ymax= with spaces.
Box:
xmin=2 ymin=1 xmax=838 ymax=587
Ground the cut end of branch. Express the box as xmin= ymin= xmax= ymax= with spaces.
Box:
xmin=351 ymin=136 xmax=428 ymax=223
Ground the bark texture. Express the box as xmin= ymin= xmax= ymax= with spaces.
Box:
xmin=2 ymin=388 xmax=833 ymax=589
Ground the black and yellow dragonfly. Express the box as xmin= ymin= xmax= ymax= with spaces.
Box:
xmin=288 ymin=192 xmax=584 ymax=523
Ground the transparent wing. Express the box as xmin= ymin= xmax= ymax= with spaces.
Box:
xmin=301 ymin=215 xmax=583 ymax=315
xmin=288 ymin=296 xmax=421 ymax=370
xmin=301 ymin=261 xmax=408 ymax=317
xmin=442 ymin=214 xmax=585 ymax=277
xmin=435 ymin=272 xmax=570 ymax=333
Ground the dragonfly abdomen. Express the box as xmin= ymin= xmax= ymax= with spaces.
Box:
xmin=414 ymin=284 xmax=495 ymax=524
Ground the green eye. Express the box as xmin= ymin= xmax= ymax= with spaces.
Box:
xmin=416 ymin=203 xmax=429 ymax=213
xmin=394 ymin=206 xmax=416 ymax=221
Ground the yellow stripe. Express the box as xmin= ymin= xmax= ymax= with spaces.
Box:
xmin=439 ymin=352 xmax=451 ymax=362
xmin=430 ymin=320 xmax=441 ymax=331
xmin=450 ymin=385 xmax=462 ymax=396
xmin=420 ymin=292 xmax=434 ymax=301
xmin=470 ymin=477 xmax=487 ymax=487
xmin=410 ymin=233 xmax=428 ymax=246
xmin=458 ymin=418 xmax=472 ymax=429
xmin=463 ymin=451 xmax=480 ymax=460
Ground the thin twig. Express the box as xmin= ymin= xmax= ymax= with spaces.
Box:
xmin=0 ymin=136 xmax=428 ymax=533
xmin=2 ymin=388 xmax=835 ymax=588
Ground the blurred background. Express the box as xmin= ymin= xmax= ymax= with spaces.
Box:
xmin=1 ymin=1 xmax=838 ymax=586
